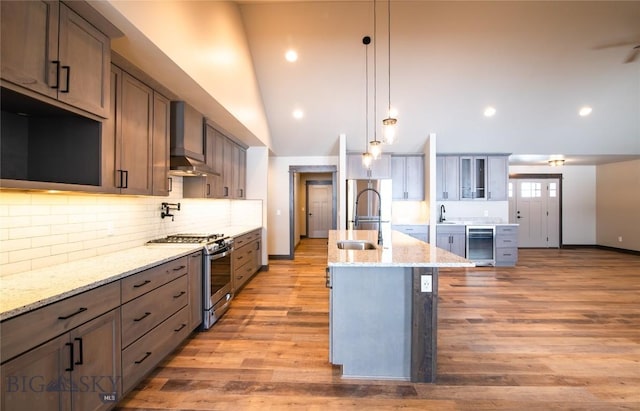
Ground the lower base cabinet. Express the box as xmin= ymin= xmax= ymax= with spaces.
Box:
xmin=495 ymin=225 xmax=519 ymax=266
xmin=232 ymin=229 xmax=262 ymax=292
xmin=393 ymin=225 xmax=429 ymax=242
xmin=121 ymin=306 xmax=190 ymax=393
xmin=1 ymin=250 xmax=202 ymax=411
xmin=436 ymin=225 xmax=466 ymax=257
xmin=1 ymin=309 xmax=121 ymax=411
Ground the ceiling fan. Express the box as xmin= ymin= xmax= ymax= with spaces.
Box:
xmin=624 ymin=45 xmax=640 ymax=63
xmin=593 ymin=40 xmax=640 ymax=63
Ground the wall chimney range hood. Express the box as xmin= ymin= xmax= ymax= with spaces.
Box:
xmin=169 ymin=101 xmax=217 ymax=177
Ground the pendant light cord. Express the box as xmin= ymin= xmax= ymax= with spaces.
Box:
xmin=373 ymin=0 xmax=378 ymax=143
xmin=365 ymin=38 xmax=369 ymax=152
xmin=387 ymin=0 xmax=391 ymax=114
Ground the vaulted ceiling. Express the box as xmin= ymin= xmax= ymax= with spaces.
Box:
xmin=95 ymin=1 xmax=640 ymax=165
xmin=238 ymin=1 xmax=640 ymax=163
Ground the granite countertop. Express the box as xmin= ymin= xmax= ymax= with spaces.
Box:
xmin=328 ymin=229 xmax=474 ymax=268
xmin=0 ymin=225 xmax=262 ymax=321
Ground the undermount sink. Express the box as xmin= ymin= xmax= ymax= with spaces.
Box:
xmin=336 ymin=240 xmax=377 ymax=250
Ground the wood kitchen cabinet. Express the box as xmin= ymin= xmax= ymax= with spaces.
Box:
xmin=188 ymin=251 xmax=203 ymax=330
xmin=0 ymin=0 xmax=110 ymax=118
xmin=152 ymin=92 xmax=171 ymax=196
xmin=1 ymin=283 xmax=121 ymax=411
xmin=436 ymin=225 xmax=466 ymax=257
xmin=393 ymin=224 xmax=429 ymax=242
xmin=487 ymin=155 xmax=509 ymax=201
xmin=346 ymin=153 xmax=392 ymax=179
xmin=119 ymin=255 xmax=191 ymax=394
xmin=232 ymin=229 xmax=262 ymax=293
xmin=222 ymin=136 xmax=248 ymax=199
xmin=391 ymin=155 xmax=424 ymax=200
xmin=183 ymin=123 xmax=222 ymax=199
xmin=436 ymin=156 xmax=459 ymax=201
xmin=104 ymin=65 xmax=168 ymax=196
xmin=495 ymin=225 xmax=518 ymax=266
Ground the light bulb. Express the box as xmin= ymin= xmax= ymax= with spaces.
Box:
xmin=382 ymin=117 xmax=397 ymax=144
xmin=362 ymin=152 xmax=373 ymax=169
xmin=369 ymin=140 xmax=382 ymax=159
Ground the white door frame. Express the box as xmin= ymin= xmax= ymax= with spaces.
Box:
xmin=509 ymin=173 xmax=563 ymax=248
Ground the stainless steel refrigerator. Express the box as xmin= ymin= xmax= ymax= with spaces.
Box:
xmin=346 ymin=179 xmax=392 ymax=231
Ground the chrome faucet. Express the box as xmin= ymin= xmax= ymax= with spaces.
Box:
xmin=354 ymin=188 xmax=383 ymax=245
xmin=439 ymin=204 xmax=446 ymax=223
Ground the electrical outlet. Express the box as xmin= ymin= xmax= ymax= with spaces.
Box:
xmin=483 ymin=210 xmax=489 ymax=217
xmin=618 ymin=236 xmax=623 ymax=242
xmin=421 ymin=274 xmax=432 ymax=293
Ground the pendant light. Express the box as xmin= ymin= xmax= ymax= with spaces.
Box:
xmin=382 ymin=0 xmax=397 ymax=145
xmin=369 ymin=0 xmax=382 ymax=160
xmin=362 ymin=36 xmax=373 ymax=169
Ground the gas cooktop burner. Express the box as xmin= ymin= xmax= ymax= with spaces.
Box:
xmin=147 ymin=233 xmax=227 ymax=244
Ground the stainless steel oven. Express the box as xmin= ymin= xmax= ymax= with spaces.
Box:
xmin=203 ymin=238 xmax=234 ymax=329
xmin=147 ymin=233 xmax=234 ymax=330
xmin=466 ymin=226 xmax=495 ymax=266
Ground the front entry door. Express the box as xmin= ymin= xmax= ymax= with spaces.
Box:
xmin=510 ymin=178 xmax=561 ymax=247
xmin=307 ymin=183 xmax=332 ymax=238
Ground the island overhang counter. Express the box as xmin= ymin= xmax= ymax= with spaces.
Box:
xmin=327 ymin=229 xmax=473 ymax=382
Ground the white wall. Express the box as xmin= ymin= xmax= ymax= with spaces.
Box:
xmin=268 ymin=156 xmax=338 ymax=256
xmin=596 ymin=159 xmax=640 ymax=251
xmin=245 ymin=146 xmax=269 ymax=265
xmin=509 ymin=165 xmax=596 ymax=245
xmin=0 ymin=178 xmax=262 ymax=276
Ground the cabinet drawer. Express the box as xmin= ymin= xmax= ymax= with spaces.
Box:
xmin=496 ymin=235 xmax=518 ymax=248
xmin=121 ymin=275 xmax=188 ymax=348
xmin=121 ymin=256 xmax=188 ymax=303
xmin=496 ymin=226 xmax=518 ymax=235
xmin=233 ymin=244 xmax=255 ymax=269
xmin=1 ymin=281 xmax=120 ymax=363
xmin=234 ymin=263 xmax=256 ymax=290
xmin=121 ymin=306 xmax=190 ymax=394
xmin=234 ymin=229 xmax=260 ymax=248
xmin=393 ymin=225 xmax=429 ymax=234
xmin=496 ymin=247 xmax=518 ymax=262
xmin=436 ymin=224 xmax=466 ymax=234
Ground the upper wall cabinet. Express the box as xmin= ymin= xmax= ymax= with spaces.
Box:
xmin=391 ymin=155 xmax=424 ymax=200
xmin=436 ymin=156 xmax=459 ymax=201
xmin=1 ymin=0 xmax=110 ymax=118
xmin=437 ymin=154 xmax=509 ymax=201
xmin=346 ymin=153 xmax=391 ymax=179
xmin=487 ymin=156 xmax=508 ymax=200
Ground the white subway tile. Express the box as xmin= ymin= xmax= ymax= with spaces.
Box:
xmin=1 ymin=238 xmax=32 ymax=252
xmin=10 ymin=246 xmax=51 ymax=263
xmin=31 ymin=253 xmax=69 ymax=270
xmin=9 ymin=225 xmax=50 ymax=240
xmin=51 ymin=241 xmax=84 ymax=255
xmin=0 ymin=260 xmax=32 ymax=276
xmin=31 ymin=234 xmax=68 ymax=248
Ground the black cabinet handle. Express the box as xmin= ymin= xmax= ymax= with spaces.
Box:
xmin=134 ymin=352 xmax=152 ymax=364
xmin=223 ymin=186 xmax=229 ymax=197
xmin=174 ymin=324 xmax=187 ymax=332
xmin=133 ymin=312 xmax=151 ymax=322
xmin=173 ymin=291 xmax=186 ymax=299
xmin=173 ymin=265 xmax=186 ymax=271
xmin=168 ymin=177 xmax=173 ymax=192
xmin=61 ymin=65 xmax=70 ymax=93
xmin=74 ymin=338 xmax=83 ymax=365
xmin=123 ymin=170 xmax=129 ymax=188
xmin=58 ymin=307 xmax=87 ymax=320
xmin=325 ymin=267 xmax=332 ymax=289
xmin=255 ymin=241 xmax=260 ymax=251
xmin=66 ymin=343 xmax=74 ymax=371
xmin=133 ymin=279 xmax=151 ymax=288
xmin=51 ymin=60 xmax=60 ymax=89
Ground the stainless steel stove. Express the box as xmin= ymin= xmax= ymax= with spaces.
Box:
xmin=147 ymin=233 xmax=234 ymax=330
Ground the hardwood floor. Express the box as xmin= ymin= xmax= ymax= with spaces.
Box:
xmin=117 ymin=240 xmax=640 ymax=411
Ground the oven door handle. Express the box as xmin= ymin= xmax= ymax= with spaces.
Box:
xmin=210 ymin=247 xmax=233 ymax=260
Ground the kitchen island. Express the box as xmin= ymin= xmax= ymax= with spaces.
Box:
xmin=327 ymin=229 xmax=473 ymax=382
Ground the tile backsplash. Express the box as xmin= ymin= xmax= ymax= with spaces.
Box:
xmin=0 ymin=178 xmax=262 ymax=276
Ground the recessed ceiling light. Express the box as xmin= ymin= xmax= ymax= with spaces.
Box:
xmin=292 ymin=109 xmax=304 ymax=119
xmin=285 ymin=49 xmax=298 ymax=62
xmin=579 ymin=106 xmax=592 ymax=117
xmin=484 ymin=106 xmax=496 ymax=117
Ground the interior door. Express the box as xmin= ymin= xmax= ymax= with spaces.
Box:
xmin=308 ymin=184 xmax=332 ymax=238
xmin=510 ymin=178 xmax=561 ymax=247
